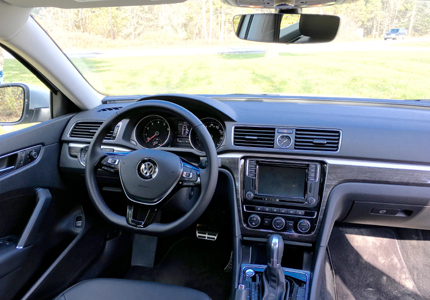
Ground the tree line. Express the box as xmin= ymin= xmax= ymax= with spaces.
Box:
xmin=31 ymin=0 xmax=430 ymax=49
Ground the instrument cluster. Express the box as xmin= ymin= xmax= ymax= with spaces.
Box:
xmin=132 ymin=114 xmax=225 ymax=152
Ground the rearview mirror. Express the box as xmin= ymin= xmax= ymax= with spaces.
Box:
xmin=233 ymin=13 xmax=340 ymax=44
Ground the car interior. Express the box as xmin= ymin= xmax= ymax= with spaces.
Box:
xmin=1 ymin=0 xmax=430 ymax=300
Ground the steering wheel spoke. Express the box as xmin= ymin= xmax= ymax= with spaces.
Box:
xmin=127 ymin=203 xmax=159 ymax=228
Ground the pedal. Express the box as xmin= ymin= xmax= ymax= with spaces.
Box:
xmin=196 ymin=224 xmax=219 ymax=241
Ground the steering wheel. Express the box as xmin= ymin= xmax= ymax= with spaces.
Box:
xmin=85 ymin=100 xmax=218 ymax=236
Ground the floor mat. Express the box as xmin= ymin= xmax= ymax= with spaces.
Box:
xmin=327 ymin=226 xmax=430 ymax=300
xmin=126 ymin=237 xmax=232 ymax=300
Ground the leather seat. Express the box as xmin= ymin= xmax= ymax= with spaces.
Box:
xmin=54 ymin=278 xmax=211 ymax=300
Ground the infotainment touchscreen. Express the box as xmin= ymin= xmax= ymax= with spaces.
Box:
xmin=257 ymin=165 xmax=306 ymax=198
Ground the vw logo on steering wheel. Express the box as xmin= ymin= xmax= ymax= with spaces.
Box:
xmin=138 ymin=159 xmax=158 ymax=179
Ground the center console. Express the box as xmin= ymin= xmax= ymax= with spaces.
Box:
xmin=241 ymin=158 xmax=324 ymax=237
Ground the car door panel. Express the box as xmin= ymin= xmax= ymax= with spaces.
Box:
xmin=0 ymin=114 xmax=76 ymax=300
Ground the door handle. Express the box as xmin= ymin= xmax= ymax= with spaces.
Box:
xmin=16 ymin=189 xmax=52 ymax=249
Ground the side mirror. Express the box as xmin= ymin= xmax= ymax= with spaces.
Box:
xmin=233 ymin=13 xmax=340 ymax=44
xmin=0 ymin=83 xmax=50 ymax=126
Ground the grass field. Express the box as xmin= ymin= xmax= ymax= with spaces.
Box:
xmin=3 ymin=50 xmax=430 ymax=100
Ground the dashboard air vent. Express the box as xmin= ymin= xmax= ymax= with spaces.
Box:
xmin=97 ymin=106 xmax=123 ymax=112
xmin=234 ymin=126 xmax=275 ymax=148
xmin=294 ymin=129 xmax=340 ymax=151
xmin=69 ymin=121 xmax=115 ymax=140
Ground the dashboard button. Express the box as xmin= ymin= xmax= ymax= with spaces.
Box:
xmin=307 ymin=197 xmax=317 ymax=205
xmin=280 ymin=208 xmax=288 ymax=214
xmin=287 ymin=209 xmax=296 ymax=215
xmin=277 ymin=128 xmax=293 ymax=134
xmin=263 ymin=218 xmax=272 ymax=226
xmin=272 ymin=217 xmax=286 ymax=230
xmin=255 ymin=206 xmax=264 ymax=212
xmin=296 ymin=210 xmax=305 ymax=216
xmin=297 ymin=219 xmax=311 ymax=233
xmin=245 ymin=192 xmax=254 ymax=200
xmin=272 ymin=207 xmax=280 ymax=213
xmin=248 ymin=214 xmax=261 ymax=228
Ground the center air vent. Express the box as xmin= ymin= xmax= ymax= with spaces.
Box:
xmin=69 ymin=121 xmax=116 ymax=140
xmin=234 ymin=126 xmax=275 ymax=148
xmin=294 ymin=128 xmax=340 ymax=151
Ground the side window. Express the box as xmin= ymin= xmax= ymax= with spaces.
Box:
xmin=0 ymin=46 xmax=50 ymax=135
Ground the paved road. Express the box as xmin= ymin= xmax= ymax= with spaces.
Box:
xmin=3 ymin=37 xmax=430 ymax=59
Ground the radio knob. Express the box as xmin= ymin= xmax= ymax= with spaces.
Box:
xmin=297 ymin=219 xmax=311 ymax=233
xmin=245 ymin=192 xmax=254 ymax=200
xmin=307 ymin=197 xmax=317 ymax=205
xmin=272 ymin=217 xmax=286 ymax=230
xmin=248 ymin=214 xmax=261 ymax=228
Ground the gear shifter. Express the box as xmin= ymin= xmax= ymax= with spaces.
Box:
xmin=262 ymin=234 xmax=287 ymax=300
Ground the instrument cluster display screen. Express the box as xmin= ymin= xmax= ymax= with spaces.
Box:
xmin=257 ymin=165 xmax=306 ymax=198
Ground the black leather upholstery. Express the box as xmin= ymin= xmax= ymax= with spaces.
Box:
xmin=54 ymin=278 xmax=211 ymax=300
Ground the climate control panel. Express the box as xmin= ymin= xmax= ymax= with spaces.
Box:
xmin=243 ymin=205 xmax=317 ymax=234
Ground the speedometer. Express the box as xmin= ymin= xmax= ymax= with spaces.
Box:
xmin=190 ymin=118 xmax=225 ymax=152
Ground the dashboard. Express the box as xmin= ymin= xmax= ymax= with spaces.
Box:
xmin=59 ymin=94 xmax=430 ymax=245
xmin=130 ymin=114 xmax=225 ymax=151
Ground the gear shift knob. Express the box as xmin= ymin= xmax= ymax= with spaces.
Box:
xmin=267 ymin=234 xmax=284 ymax=267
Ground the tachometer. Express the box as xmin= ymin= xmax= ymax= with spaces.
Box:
xmin=190 ymin=118 xmax=225 ymax=152
xmin=136 ymin=115 xmax=171 ymax=148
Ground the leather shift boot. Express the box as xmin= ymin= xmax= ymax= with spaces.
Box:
xmin=262 ymin=265 xmax=286 ymax=300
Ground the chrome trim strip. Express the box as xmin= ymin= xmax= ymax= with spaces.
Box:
xmin=219 ymin=153 xmax=430 ymax=172
xmin=69 ymin=143 xmax=132 ymax=153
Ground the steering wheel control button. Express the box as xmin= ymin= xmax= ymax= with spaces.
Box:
xmin=101 ymin=155 xmax=121 ymax=172
xmin=272 ymin=217 xmax=286 ymax=230
xmin=180 ymin=163 xmax=200 ymax=186
xmin=297 ymin=219 xmax=311 ymax=233
xmin=138 ymin=159 xmax=158 ymax=180
xmin=248 ymin=214 xmax=261 ymax=228
xmin=245 ymin=191 xmax=254 ymax=200
xmin=107 ymin=157 xmax=119 ymax=165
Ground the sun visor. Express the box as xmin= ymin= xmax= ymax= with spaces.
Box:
xmin=2 ymin=0 xmax=186 ymax=8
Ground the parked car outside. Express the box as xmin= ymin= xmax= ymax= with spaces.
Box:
xmin=384 ymin=28 xmax=407 ymax=40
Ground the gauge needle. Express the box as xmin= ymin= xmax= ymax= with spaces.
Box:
xmin=146 ymin=134 xmax=156 ymax=142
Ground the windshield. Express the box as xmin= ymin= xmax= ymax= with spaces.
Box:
xmin=32 ymin=0 xmax=430 ymax=100
xmin=389 ymin=29 xmax=400 ymax=33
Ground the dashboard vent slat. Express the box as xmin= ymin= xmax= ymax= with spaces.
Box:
xmin=234 ymin=127 xmax=275 ymax=148
xmin=97 ymin=106 xmax=123 ymax=112
xmin=294 ymin=129 xmax=340 ymax=151
xmin=69 ymin=121 xmax=114 ymax=140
